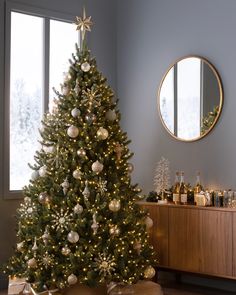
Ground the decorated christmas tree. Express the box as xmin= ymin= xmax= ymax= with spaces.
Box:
xmin=4 ymin=9 xmax=156 ymax=292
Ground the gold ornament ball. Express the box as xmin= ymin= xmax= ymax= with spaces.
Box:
xmin=68 ymin=274 xmax=78 ymax=285
xmin=144 ymin=266 xmax=156 ymax=279
xmin=16 ymin=241 xmax=24 ymax=252
xmin=127 ymin=163 xmax=134 ymax=173
xmin=71 ymin=108 xmax=81 ymax=118
xmin=81 ymin=62 xmax=91 ymax=72
xmin=97 ymin=127 xmax=109 ymax=140
xmin=110 ymin=226 xmax=120 ymax=236
xmin=105 ymin=109 xmax=116 ymax=121
xmin=61 ymin=245 xmax=71 ymax=256
xmin=145 ymin=216 xmax=153 ymax=229
xmin=67 ymin=231 xmax=79 ymax=243
xmin=27 ymin=258 xmax=37 ymax=268
xmin=77 ymin=148 xmax=86 ymax=158
xmin=92 ymin=160 xmax=104 ymax=173
xmin=67 ymin=125 xmax=79 ymax=138
xmin=73 ymin=169 xmax=82 ymax=179
xmin=109 ymin=199 xmax=121 ymax=212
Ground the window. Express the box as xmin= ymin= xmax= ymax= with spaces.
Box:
xmin=5 ymin=3 xmax=79 ymax=197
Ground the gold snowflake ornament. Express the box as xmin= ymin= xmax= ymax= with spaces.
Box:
xmin=94 ymin=253 xmax=116 ymax=277
xmin=75 ymin=8 xmax=93 ymax=42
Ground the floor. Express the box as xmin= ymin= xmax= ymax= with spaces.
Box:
xmin=161 ymin=281 xmax=235 ymax=295
xmin=1 ymin=282 xmax=235 ymax=295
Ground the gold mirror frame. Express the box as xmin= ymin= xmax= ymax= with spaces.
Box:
xmin=157 ymin=55 xmax=224 ymax=142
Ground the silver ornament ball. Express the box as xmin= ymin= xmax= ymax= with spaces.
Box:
xmin=67 ymin=231 xmax=79 ymax=243
xmin=31 ymin=170 xmax=39 ymax=180
xmin=73 ymin=169 xmax=82 ymax=179
xmin=71 ymin=108 xmax=81 ymax=118
xmin=127 ymin=163 xmax=134 ymax=173
xmin=109 ymin=199 xmax=121 ymax=212
xmin=74 ymin=204 xmax=83 ymax=214
xmin=38 ymin=192 xmax=49 ymax=204
xmin=67 ymin=274 xmax=78 ymax=285
xmin=92 ymin=160 xmax=104 ymax=174
xmin=81 ymin=62 xmax=91 ymax=72
xmin=67 ymin=125 xmax=79 ymax=138
xmin=39 ymin=165 xmax=47 ymax=177
xmin=97 ymin=127 xmax=109 ymax=140
xmin=145 ymin=216 xmax=153 ymax=229
xmin=85 ymin=113 xmax=97 ymax=125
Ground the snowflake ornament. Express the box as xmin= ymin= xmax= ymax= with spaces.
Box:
xmin=97 ymin=178 xmax=107 ymax=194
xmin=81 ymin=88 xmax=101 ymax=110
xmin=42 ymin=252 xmax=53 ymax=269
xmin=18 ymin=200 xmax=37 ymax=219
xmin=94 ymin=253 xmax=116 ymax=276
xmin=51 ymin=208 xmax=72 ymax=232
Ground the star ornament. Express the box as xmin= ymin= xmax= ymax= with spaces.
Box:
xmin=75 ymin=9 xmax=93 ymax=40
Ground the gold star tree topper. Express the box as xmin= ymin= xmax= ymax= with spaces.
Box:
xmin=75 ymin=7 xmax=93 ymax=44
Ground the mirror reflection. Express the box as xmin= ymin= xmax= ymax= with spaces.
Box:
xmin=158 ymin=56 xmax=223 ymax=141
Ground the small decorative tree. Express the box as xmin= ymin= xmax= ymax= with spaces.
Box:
xmin=153 ymin=157 xmax=170 ymax=199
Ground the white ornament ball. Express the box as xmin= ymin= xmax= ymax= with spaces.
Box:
xmin=67 ymin=231 xmax=79 ymax=243
xmin=62 ymin=245 xmax=71 ymax=256
xmin=71 ymin=108 xmax=81 ymax=118
xmin=62 ymin=85 xmax=70 ymax=96
xmin=92 ymin=160 xmax=104 ymax=174
xmin=17 ymin=241 xmax=24 ymax=252
xmin=77 ymin=148 xmax=86 ymax=158
xmin=109 ymin=199 xmax=121 ymax=212
xmin=81 ymin=62 xmax=91 ymax=72
xmin=67 ymin=125 xmax=79 ymax=138
xmin=97 ymin=127 xmax=109 ymax=140
xmin=74 ymin=204 xmax=83 ymax=214
xmin=39 ymin=165 xmax=47 ymax=177
xmin=73 ymin=169 xmax=82 ymax=179
xmin=31 ymin=170 xmax=39 ymax=180
xmin=145 ymin=216 xmax=153 ymax=229
xmin=105 ymin=109 xmax=116 ymax=121
xmin=27 ymin=258 xmax=37 ymax=268
xmin=144 ymin=266 xmax=156 ymax=279
xmin=67 ymin=274 xmax=78 ymax=285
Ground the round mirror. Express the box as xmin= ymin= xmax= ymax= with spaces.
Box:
xmin=158 ymin=56 xmax=223 ymax=142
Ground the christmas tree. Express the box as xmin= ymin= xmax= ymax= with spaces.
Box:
xmin=4 ymin=9 xmax=156 ymax=292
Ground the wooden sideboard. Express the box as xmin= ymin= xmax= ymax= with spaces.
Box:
xmin=140 ymin=202 xmax=236 ymax=279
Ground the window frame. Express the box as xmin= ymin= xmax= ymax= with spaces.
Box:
xmin=4 ymin=1 xmax=79 ymax=199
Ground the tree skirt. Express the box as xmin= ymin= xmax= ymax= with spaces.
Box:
xmin=63 ymin=281 xmax=163 ymax=295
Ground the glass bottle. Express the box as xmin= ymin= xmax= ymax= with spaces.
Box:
xmin=194 ymin=171 xmax=203 ymax=204
xmin=172 ymin=171 xmax=180 ymax=204
xmin=179 ymin=171 xmax=187 ymax=205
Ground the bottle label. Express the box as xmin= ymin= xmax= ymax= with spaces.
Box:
xmin=181 ymin=194 xmax=187 ymax=204
xmin=173 ymin=194 xmax=179 ymax=203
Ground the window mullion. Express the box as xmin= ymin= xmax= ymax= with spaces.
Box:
xmin=43 ymin=17 xmax=50 ymax=112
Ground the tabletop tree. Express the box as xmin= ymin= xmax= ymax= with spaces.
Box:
xmin=4 ymin=9 xmax=156 ymax=293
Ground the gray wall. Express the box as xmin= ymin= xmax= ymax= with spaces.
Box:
xmin=0 ymin=0 xmax=117 ymax=289
xmin=117 ymin=0 xmax=236 ymax=193
xmin=117 ymin=0 xmax=236 ymax=291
